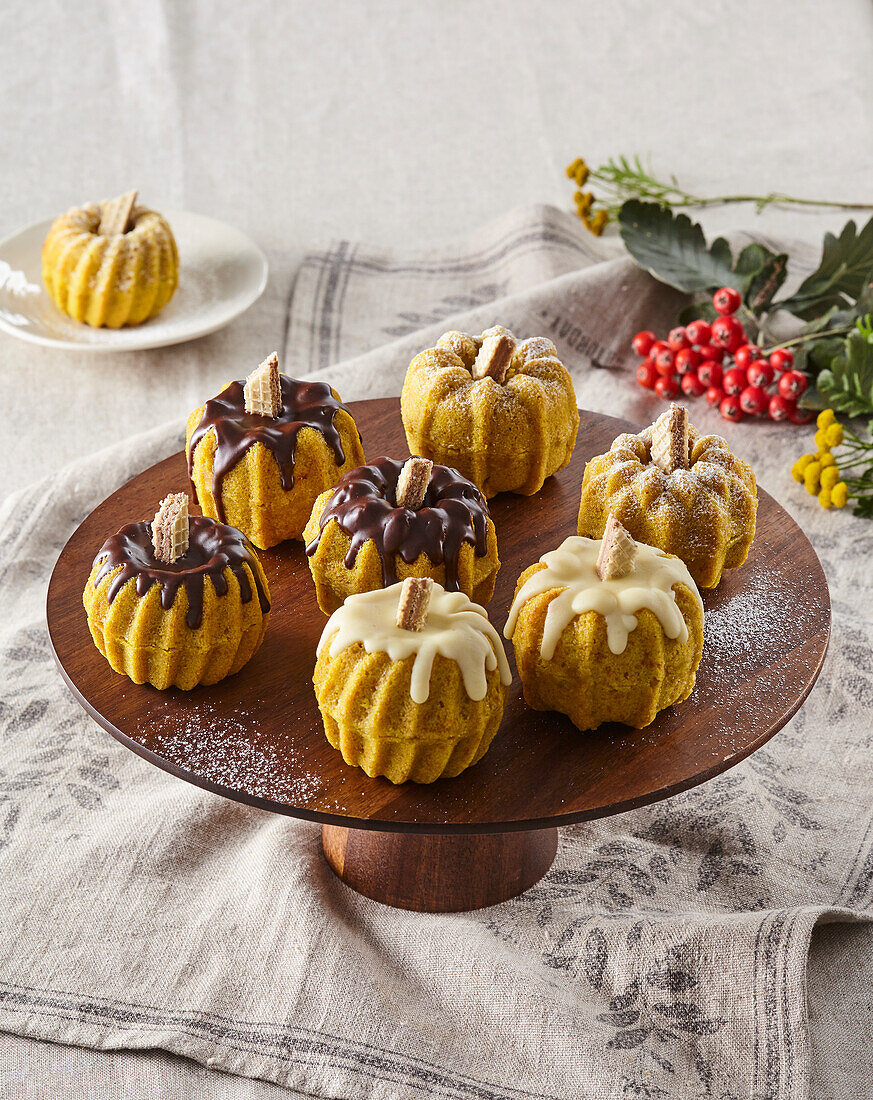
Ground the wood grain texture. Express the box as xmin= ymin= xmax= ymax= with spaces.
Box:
xmin=47 ymin=398 xmax=831 ymax=835
xmin=322 ymin=825 xmax=559 ymax=911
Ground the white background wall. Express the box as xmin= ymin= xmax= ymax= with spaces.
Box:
xmin=2 ymin=0 xmax=871 ymax=491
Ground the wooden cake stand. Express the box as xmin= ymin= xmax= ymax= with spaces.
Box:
xmin=47 ymin=399 xmax=831 ymax=912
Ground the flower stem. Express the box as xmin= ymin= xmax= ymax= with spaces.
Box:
xmin=585 ymin=158 xmax=873 ymax=215
xmin=760 ymin=326 xmax=855 ymax=355
xmin=656 ymin=194 xmax=873 ymax=212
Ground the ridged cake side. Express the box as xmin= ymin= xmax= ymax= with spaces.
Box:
xmin=313 ymin=641 xmax=507 ymax=784
xmin=577 ymin=430 xmax=757 ymax=588
xmin=42 ymin=203 xmax=179 ymax=327
xmin=509 ymin=563 xmax=704 ymax=730
xmin=83 ymin=559 xmax=269 ymax=691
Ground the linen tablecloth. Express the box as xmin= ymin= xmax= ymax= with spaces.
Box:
xmin=1 ymin=206 xmax=872 ymax=1099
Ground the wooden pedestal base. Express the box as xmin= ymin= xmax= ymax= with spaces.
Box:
xmin=322 ymin=825 xmax=559 ymax=912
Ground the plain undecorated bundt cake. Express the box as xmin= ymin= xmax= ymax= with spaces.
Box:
xmin=401 ymin=326 xmax=579 ymax=498
xmin=577 ymin=404 xmax=757 ymax=588
xmin=42 ymin=191 xmax=178 ymax=327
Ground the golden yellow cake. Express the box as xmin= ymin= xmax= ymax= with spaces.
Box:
xmin=577 ymin=404 xmax=757 ymax=589
xmin=42 ymin=191 xmax=178 ymax=327
xmin=313 ymin=577 xmax=512 ymax=783
xmin=400 ymin=326 xmax=579 ymax=497
xmin=187 ymin=353 xmax=365 ymax=549
xmin=504 ymin=519 xmax=704 ymax=731
xmin=303 ymin=455 xmax=499 ymax=614
xmin=83 ymin=493 xmax=270 ymax=691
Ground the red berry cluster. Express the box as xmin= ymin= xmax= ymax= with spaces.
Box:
xmin=632 ymin=287 xmax=812 ymax=425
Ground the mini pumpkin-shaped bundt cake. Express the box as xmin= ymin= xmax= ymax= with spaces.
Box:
xmin=577 ymin=404 xmax=757 ymax=588
xmin=42 ymin=190 xmax=179 ymax=327
xmin=314 ymin=577 xmax=512 ymax=783
xmin=83 ymin=493 xmax=270 ymax=691
xmin=505 ymin=517 xmax=704 ymax=731
xmin=303 ymin=455 xmax=499 ymax=614
xmin=187 ymin=353 xmax=365 ymax=549
xmin=400 ymin=326 xmax=579 ymax=498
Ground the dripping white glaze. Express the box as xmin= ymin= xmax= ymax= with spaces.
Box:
xmin=317 ymin=581 xmax=512 ymax=704
xmin=504 ymin=535 xmax=702 ymax=659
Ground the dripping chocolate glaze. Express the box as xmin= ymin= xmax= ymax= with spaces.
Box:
xmin=306 ymin=457 xmax=490 ymax=589
xmin=92 ymin=516 xmax=270 ymax=630
xmin=187 ymin=375 xmax=356 ymax=522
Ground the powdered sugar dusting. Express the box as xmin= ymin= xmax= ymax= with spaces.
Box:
xmin=689 ymin=547 xmax=826 ymax=743
xmin=147 ymin=699 xmax=329 ymax=807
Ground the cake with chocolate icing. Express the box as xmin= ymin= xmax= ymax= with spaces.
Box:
xmin=577 ymin=404 xmax=757 ymax=588
xmin=42 ymin=190 xmax=179 ymax=327
xmin=504 ymin=517 xmax=704 ymax=731
xmin=302 ymin=455 xmax=499 ymax=614
xmin=83 ymin=493 xmax=270 ymax=691
xmin=400 ymin=326 xmax=579 ymax=497
xmin=186 ymin=353 xmax=365 ymax=549
xmin=313 ymin=577 xmax=512 ymax=784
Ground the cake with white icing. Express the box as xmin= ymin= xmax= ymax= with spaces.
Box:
xmin=505 ymin=519 xmax=704 ymax=731
xmin=313 ymin=577 xmax=511 ymax=784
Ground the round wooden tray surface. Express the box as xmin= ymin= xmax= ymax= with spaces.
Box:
xmin=47 ymin=398 xmax=830 ymax=834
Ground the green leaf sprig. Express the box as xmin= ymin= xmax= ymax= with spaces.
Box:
xmin=775 ymin=220 xmax=873 ymax=320
xmin=816 ymin=320 xmax=873 ymax=418
xmin=570 ymin=154 xmax=873 ymax=517
xmin=610 ymin=193 xmax=873 ymax=413
xmin=567 ymin=155 xmax=873 ymax=224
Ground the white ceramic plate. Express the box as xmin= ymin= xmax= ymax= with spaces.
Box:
xmin=0 ymin=210 xmax=268 ymax=352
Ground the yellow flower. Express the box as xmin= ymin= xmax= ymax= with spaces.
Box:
xmin=804 ymin=462 xmax=822 ymax=494
xmin=575 ymin=191 xmax=594 ymax=216
xmin=566 ymin=158 xmax=591 ymax=186
xmin=820 ymin=452 xmax=836 ymax=467
xmin=832 ymin=481 xmax=849 ymax=508
xmin=588 ymin=210 xmax=609 ymax=236
xmin=813 ymin=429 xmax=830 ymax=452
xmin=816 ymin=409 xmax=835 ymax=429
xmin=825 ymin=423 xmax=844 ymax=447
xmin=820 ymin=466 xmax=840 ymax=490
xmin=791 ymin=454 xmax=816 ymax=482
xmin=818 ymin=487 xmax=833 ymax=509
